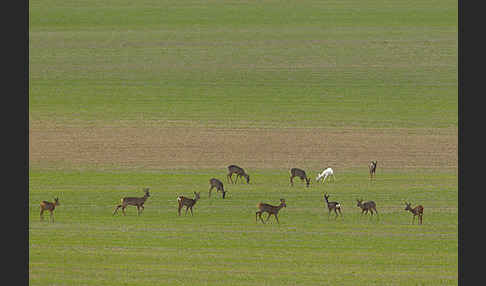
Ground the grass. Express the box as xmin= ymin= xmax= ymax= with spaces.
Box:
xmin=29 ymin=168 xmax=457 ymax=285
xmin=29 ymin=0 xmax=457 ymax=128
xmin=29 ymin=0 xmax=458 ymax=285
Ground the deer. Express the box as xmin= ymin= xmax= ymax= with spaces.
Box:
xmin=227 ymin=165 xmax=250 ymax=184
xmin=177 ymin=192 xmax=201 ymax=216
xmin=316 ymin=167 xmax=336 ymax=184
xmin=209 ymin=178 xmax=227 ymax=199
xmin=369 ymin=161 xmax=377 ymax=180
xmin=323 ymin=193 xmax=342 ymax=219
xmin=356 ymin=199 xmax=379 ymax=218
xmin=404 ymin=202 xmax=424 ymax=225
xmin=290 ymin=168 xmax=310 ymax=187
xmin=256 ymin=199 xmax=286 ymax=224
xmin=40 ymin=197 xmax=60 ymax=222
xmin=113 ymin=188 xmax=150 ymax=216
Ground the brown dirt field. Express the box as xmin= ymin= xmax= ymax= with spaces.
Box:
xmin=29 ymin=120 xmax=457 ymax=171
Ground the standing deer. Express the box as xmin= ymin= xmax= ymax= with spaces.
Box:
xmin=369 ymin=161 xmax=377 ymax=180
xmin=323 ymin=193 xmax=342 ymax=219
xmin=209 ymin=178 xmax=227 ymax=199
xmin=404 ymin=202 xmax=424 ymax=225
xmin=356 ymin=199 xmax=379 ymax=217
xmin=113 ymin=188 xmax=150 ymax=216
xmin=290 ymin=168 xmax=310 ymax=187
xmin=256 ymin=199 xmax=286 ymax=224
xmin=40 ymin=197 xmax=60 ymax=222
xmin=227 ymin=165 xmax=250 ymax=184
xmin=177 ymin=192 xmax=201 ymax=216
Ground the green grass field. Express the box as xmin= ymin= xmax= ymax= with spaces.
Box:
xmin=29 ymin=169 xmax=457 ymax=285
xmin=29 ymin=0 xmax=458 ymax=285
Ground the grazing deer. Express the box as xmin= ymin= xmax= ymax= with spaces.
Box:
xmin=256 ymin=199 xmax=286 ymax=224
xmin=404 ymin=202 xmax=424 ymax=225
xmin=40 ymin=198 xmax=60 ymax=222
xmin=113 ymin=188 xmax=150 ymax=216
xmin=209 ymin=178 xmax=227 ymax=199
xmin=227 ymin=165 xmax=250 ymax=184
xmin=316 ymin=167 xmax=336 ymax=184
xmin=177 ymin=192 xmax=201 ymax=216
xmin=290 ymin=168 xmax=310 ymax=187
xmin=323 ymin=193 xmax=342 ymax=219
xmin=356 ymin=199 xmax=379 ymax=217
xmin=369 ymin=161 xmax=377 ymax=180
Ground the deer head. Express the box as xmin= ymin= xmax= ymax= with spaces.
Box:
xmin=324 ymin=193 xmax=329 ymax=202
xmin=305 ymin=177 xmax=311 ymax=187
xmin=280 ymin=199 xmax=287 ymax=208
xmin=194 ymin=192 xmax=201 ymax=200
xmin=356 ymin=199 xmax=363 ymax=207
xmin=143 ymin=188 xmax=150 ymax=197
xmin=54 ymin=198 xmax=60 ymax=206
xmin=404 ymin=202 xmax=412 ymax=211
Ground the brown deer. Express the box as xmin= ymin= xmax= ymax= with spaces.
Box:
xmin=40 ymin=198 xmax=60 ymax=222
xmin=227 ymin=165 xmax=250 ymax=184
xmin=177 ymin=192 xmax=201 ymax=216
xmin=209 ymin=178 xmax=227 ymax=199
xmin=369 ymin=161 xmax=377 ymax=180
xmin=356 ymin=199 xmax=379 ymax=217
xmin=323 ymin=193 xmax=342 ymax=219
xmin=113 ymin=188 xmax=150 ymax=216
xmin=404 ymin=202 xmax=424 ymax=225
xmin=290 ymin=168 xmax=310 ymax=187
xmin=256 ymin=199 xmax=287 ymax=224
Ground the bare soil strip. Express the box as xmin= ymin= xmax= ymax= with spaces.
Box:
xmin=29 ymin=121 xmax=457 ymax=171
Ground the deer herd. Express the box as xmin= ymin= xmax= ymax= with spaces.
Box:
xmin=39 ymin=161 xmax=425 ymax=225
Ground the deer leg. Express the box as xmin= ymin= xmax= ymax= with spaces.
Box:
xmin=265 ymin=213 xmax=272 ymax=223
xmin=40 ymin=209 xmax=44 ymax=221
xmin=290 ymin=176 xmax=294 ymax=186
xmin=178 ymin=204 xmax=182 ymax=216
xmin=49 ymin=210 xmax=54 ymax=222
xmin=258 ymin=212 xmax=265 ymax=224
xmin=209 ymin=186 xmax=213 ymax=198
xmin=274 ymin=214 xmax=280 ymax=224
xmin=190 ymin=207 xmax=194 ymax=216
xmin=334 ymin=209 xmax=339 ymax=219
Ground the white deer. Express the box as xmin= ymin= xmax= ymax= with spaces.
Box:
xmin=316 ymin=167 xmax=336 ymax=183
